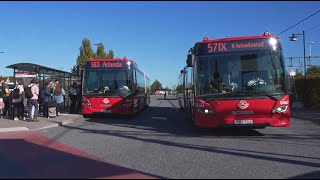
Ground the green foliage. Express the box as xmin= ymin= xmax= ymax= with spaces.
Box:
xmin=95 ymin=43 xmax=107 ymax=59
xmin=151 ymin=80 xmax=162 ymax=92
xmin=294 ymin=76 xmax=320 ymax=108
xmin=307 ymin=65 xmax=320 ymax=75
xmin=107 ymin=50 xmax=114 ymax=59
xmin=176 ymin=84 xmax=184 ymax=93
xmin=72 ymin=37 xmax=95 ymax=73
xmin=71 ymin=38 xmax=119 ymax=73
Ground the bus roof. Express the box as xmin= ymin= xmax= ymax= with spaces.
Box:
xmin=87 ymin=58 xmax=137 ymax=65
xmin=198 ymin=35 xmax=279 ymax=44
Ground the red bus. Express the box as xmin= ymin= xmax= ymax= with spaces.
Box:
xmin=81 ymin=58 xmax=150 ymax=117
xmin=177 ymin=32 xmax=290 ymax=128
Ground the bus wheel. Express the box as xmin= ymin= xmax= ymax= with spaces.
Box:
xmin=195 ymin=126 xmax=212 ymax=133
xmin=191 ymin=109 xmax=195 ymax=122
xmin=186 ymin=103 xmax=194 ymax=122
xmin=83 ymin=114 xmax=90 ymax=118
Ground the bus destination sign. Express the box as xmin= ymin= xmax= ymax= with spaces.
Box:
xmin=86 ymin=61 xmax=124 ymax=69
xmin=197 ymin=38 xmax=277 ymax=55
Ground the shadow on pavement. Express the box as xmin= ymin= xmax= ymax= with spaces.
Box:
xmin=85 ymin=105 xmax=265 ymax=137
xmin=0 ymin=139 xmax=159 ymax=179
xmin=290 ymin=170 xmax=320 ymax=179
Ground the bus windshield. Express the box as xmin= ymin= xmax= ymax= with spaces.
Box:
xmin=83 ymin=69 xmax=132 ymax=97
xmin=195 ymin=50 xmax=286 ymax=97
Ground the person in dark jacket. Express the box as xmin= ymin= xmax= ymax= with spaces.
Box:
xmin=43 ymin=81 xmax=54 ymax=118
xmin=69 ymin=82 xmax=79 ymax=114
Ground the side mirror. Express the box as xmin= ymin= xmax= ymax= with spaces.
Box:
xmin=288 ymin=88 xmax=294 ymax=94
xmin=186 ymin=54 xmax=194 ymax=67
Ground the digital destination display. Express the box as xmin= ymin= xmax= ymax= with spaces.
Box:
xmin=86 ymin=61 xmax=125 ymax=69
xmin=196 ymin=38 xmax=280 ymax=55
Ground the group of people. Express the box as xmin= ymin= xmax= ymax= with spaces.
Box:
xmin=0 ymin=78 xmax=78 ymax=122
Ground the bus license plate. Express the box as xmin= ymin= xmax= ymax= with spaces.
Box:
xmin=101 ymin=110 xmax=112 ymax=113
xmin=233 ymin=120 xmax=253 ymax=125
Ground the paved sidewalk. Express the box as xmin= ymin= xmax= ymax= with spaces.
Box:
xmin=0 ymin=113 xmax=84 ymax=132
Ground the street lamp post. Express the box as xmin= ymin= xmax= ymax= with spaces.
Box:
xmin=310 ymin=42 xmax=315 ymax=57
xmin=289 ymin=30 xmax=307 ymax=105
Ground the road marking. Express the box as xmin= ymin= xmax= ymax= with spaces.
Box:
xmin=152 ymin=117 xmax=167 ymax=120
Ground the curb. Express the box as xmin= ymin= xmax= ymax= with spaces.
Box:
xmin=34 ymin=117 xmax=84 ymax=131
xmin=58 ymin=116 xmax=84 ymax=126
xmin=32 ymin=124 xmax=60 ymax=131
xmin=0 ymin=127 xmax=29 ymax=133
xmin=0 ymin=116 xmax=84 ymax=133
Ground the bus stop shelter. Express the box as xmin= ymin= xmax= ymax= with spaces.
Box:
xmin=6 ymin=63 xmax=81 ymax=110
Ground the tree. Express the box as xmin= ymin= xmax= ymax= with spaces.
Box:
xmin=71 ymin=38 xmax=118 ymax=74
xmin=95 ymin=43 xmax=107 ymax=59
xmin=306 ymin=65 xmax=320 ymax=76
xmin=294 ymin=68 xmax=304 ymax=79
xmin=106 ymin=50 xmax=114 ymax=59
xmin=71 ymin=37 xmax=95 ymax=74
xmin=151 ymin=80 xmax=162 ymax=92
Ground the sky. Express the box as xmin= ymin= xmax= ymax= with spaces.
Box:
xmin=0 ymin=1 xmax=320 ymax=88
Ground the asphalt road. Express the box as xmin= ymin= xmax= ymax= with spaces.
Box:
xmin=38 ymin=95 xmax=320 ymax=179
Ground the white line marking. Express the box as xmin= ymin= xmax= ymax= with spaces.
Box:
xmin=152 ymin=117 xmax=167 ymax=120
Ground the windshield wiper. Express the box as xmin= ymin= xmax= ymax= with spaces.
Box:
xmin=262 ymin=92 xmax=279 ymax=101
xmin=232 ymin=90 xmax=280 ymax=101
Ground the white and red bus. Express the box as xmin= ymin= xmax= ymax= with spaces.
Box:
xmin=177 ymin=32 xmax=290 ymax=128
xmin=81 ymin=58 xmax=150 ymax=117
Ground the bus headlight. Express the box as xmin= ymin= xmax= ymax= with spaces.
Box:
xmin=199 ymin=108 xmax=215 ymax=115
xmin=272 ymin=106 xmax=288 ymax=113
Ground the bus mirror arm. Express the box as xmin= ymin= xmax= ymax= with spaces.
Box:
xmin=288 ymin=88 xmax=294 ymax=94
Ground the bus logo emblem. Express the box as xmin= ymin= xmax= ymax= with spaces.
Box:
xmin=238 ymin=100 xmax=249 ymax=109
xmin=103 ymin=98 xmax=109 ymax=104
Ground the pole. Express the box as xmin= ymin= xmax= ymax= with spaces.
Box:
xmin=310 ymin=43 xmax=312 ymax=57
xmin=303 ymin=31 xmax=307 ymax=106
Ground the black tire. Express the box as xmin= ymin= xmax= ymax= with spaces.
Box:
xmin=83 ymin=114 xmax=90 ymax=118
xmin=186 ymin=102 xmax=193 ymax=122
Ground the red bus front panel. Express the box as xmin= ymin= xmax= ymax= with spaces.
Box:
xmin=82 ymin=96 xmax=134 ymax=115
xmin=194 ymin=95 xmax=290 ymax=128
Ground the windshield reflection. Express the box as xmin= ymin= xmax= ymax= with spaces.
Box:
xmin=195 ymin=50 xmax=286 ymax=97
xmin=83 ymin=69 xmax=132 ymax=97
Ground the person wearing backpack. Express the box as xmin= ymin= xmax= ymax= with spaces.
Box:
xmin=27 ymin=79 xmax=39 ymax=122
xmin=12 ymin=81 xmax=25 ymax=121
